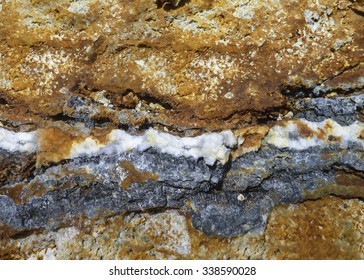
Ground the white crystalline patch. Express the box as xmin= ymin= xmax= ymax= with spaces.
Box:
xmin=224 ymin=92 xmax=234 ymax=99
xmin=0 ymin=53 xmax=12 ymax=90
xmin=26 ymin=227 xmax=80 ymax=260
xmin=303 ymin=7 xmax=334 ymax=34
xmin=265 ymin=119 xmax=364 ymax=150
xmin=233 ymin=0 xmax=258 ymax=19
xmin=23 ymin=49 xmax=73 ymax=96
xmin=108 ymin=129 xmax=147 ymax=152
xmin=187 ymin=54 xmax=239 ymax=100
xmin=265 ymin=124 xmax=290 ymax=148
xmin=146 ymin=210 xmax=191 ymax=256
xmin=25 ymin=50 xmax=68 ymax=75
xmin=172 ymin=10 xmax=220 ymax=35
xmin=124 ymin=210 xmax=191 ymax=256
xmin=0 ymin=127 xmax=236 ymax=164
xmin=0 ymin=128 xmax=37 ymax=153
xmin=70 ymin=137 xmax=104 ymax=156
xmin=304 ymin=9 xmax=322 ymax=32
xmin=69 ymin=128 xmax=237 ymax=165
xmin=0 ymin=77 xmax=12 ymax=90
xmin=332 ymin=38 xmax=352 ymax=51
xmin=134 ymin=54 xmax=177 ymax=96
xmin=145 ymin=129 xmax=237 ymax=165
xmin=68 ymin=0 xmax=93 ymax=14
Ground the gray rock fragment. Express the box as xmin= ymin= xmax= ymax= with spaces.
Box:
xmin=295 ymin=93 xmax=364 ymax=125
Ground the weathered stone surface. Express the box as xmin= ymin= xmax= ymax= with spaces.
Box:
xmin=1 ymin=0 xmax=364 ymax=259
xmin=294 ymin=93 xmax=364 ymax=125
xmin=265 ymin=196 xmax=364 ymax=259
xmin=0 ymin=0 xmax=363 ymax=132
xmin=0 ymin=209 xmax=266 ymax=260
xmin=0 ymin=149 xmax=225 ymax=232
xmin=1 ymin=196 xmax=362 ymax=260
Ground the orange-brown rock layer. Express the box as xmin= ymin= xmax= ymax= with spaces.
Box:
xmin=0 ymin=0 xmax=363 ymax=133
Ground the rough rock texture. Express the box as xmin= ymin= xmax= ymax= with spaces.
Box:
xmin=2 ymin=196 xmax=363 ymax=260
xmin=0 ymin=0 xmax=364 ymax=259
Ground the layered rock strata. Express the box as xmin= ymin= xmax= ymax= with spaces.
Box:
xmin=0 ymin=0 xmax=363 ymax=259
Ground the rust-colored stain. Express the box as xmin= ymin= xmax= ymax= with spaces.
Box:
xmin=0 ymin=224 xmax=20 ymax=240
xmin=293 ymin=120 xmax=347 ymax=143
xmin=0 ymin=183 xmax=33 ymax=205
xmin=0 ymin=223 xmax=45 ymax=260
xmin=320 ymin=152 xmax=336 ymax=161
xmin=119 ymin=161 xmax=159 ymax=189
xmin=0 ymin=169 xmax=98 ymax=205
xmin=359 ymin=110 xmax=364 ymax=123
xmin=295 ymin=121 xmax=314 ymax=138
xmin=37 ymin=127 xmax=80 ymax=166
xmin=37 ymin=127 xmax=114 ymax=166
xmin=360 ymin=129 xmax=364 ymax=140
xmin=0 ymin=151 xmax=36 ymax=185
xmin=316 ymin=127 xmax=326 ymax=140
xmin=304 ymin=170 xmax=364 ymax=200
xmin=91 ymin=126 xmax=114 ymax=145
xmin=324 ymin=121 xmax=333 ymax=131
xmin=112 ymin=211 xmax=263 ymax=260
xmin=0 ymin=229 xmax=21 ymax=260
xmin=0 ymin=229 xmax=50 ymax=260
xmin=0 ymin=185 xmax=22 ymax=205
xmin=265 ymin=196 xmax=364 ymax=260
xmin=232 ymin=125 xmax=269 ymax=159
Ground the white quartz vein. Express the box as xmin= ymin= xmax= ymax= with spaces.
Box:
xmin=265 ymin=119 xmax=364 ymax=150
xmin=0 ymin=127 xmax=238 ymax=165
xmin=1 ymin=119 xmax=363 ymax=163
xmin=70 ymin=128 xmax=237 ymax=165
xmin=0 ymin=128 xmax=37 ymax=153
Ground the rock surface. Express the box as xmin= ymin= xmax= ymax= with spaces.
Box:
xmin=0 ymin=0 xmax=363 ymax=259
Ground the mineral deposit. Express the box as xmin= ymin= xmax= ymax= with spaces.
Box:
xmin=0 ymin=0 xmax=363 ymax=259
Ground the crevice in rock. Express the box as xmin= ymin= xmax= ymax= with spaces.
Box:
xmin=351 ymin=5 xmax=364 ymax=16
xmin=156 ymin=0 xmax=190 ymax=11
xmin=282 ymin=85 xmax=364 ymax=99
xmin=136 ymin=92 xmax=173 ymax=110
xmin=0 ymin=96 xmax=8 ymax=105
xmin=9 ymin=228 xmax=42 ymax=240
xmin=47 ymin=112 xmax=78 ymax=123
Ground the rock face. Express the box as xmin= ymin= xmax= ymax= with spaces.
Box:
xmin=0 ymin=0 xmax=363 ymax=259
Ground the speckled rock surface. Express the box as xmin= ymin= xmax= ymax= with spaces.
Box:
xmin=0 ymin=0 xmax=363 ymax=259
